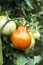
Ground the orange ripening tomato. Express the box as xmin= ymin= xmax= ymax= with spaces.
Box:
xmin=11 ymin=25 xmax=31 ymax=50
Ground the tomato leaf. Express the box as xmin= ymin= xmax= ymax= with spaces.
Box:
xmin=25 ymin=0 xmax=34 ymax=9
xmin=21 ymin=8 xmax=26 ymax=17
xmin=34 ymin=55 xmax=42 ymax=64
xmin=13 ymin=54 xmax=28 ymax=65
xmin=27 ymin=57 xmax=35 ymax=65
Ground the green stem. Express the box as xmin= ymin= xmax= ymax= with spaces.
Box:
xmin=0 ymin=37 xmax=3 ymax=65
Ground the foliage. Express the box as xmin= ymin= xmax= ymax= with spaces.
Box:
xmin=0 ymin=0 xmax=43 ymax=65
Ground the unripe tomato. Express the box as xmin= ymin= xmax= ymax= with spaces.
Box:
xmin=11 ymin=25 xmax=31 ymax=50
xmin=2 ymin=21 xmax=16 ymax=35
xmin=0 ymin=15 xmax=8 ymax=30
xmin=33 ymin=31 xmax=40 ymax=39
xmin=29 ymin=31 xmax=40 ymax=39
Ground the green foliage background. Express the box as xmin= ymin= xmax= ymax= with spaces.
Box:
xmin=0 ymin=0 xmax=43 ymax=65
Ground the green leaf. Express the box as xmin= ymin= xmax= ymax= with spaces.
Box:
xmin=27 ymin=57 xmax=35 ymax=65
xmin=38 ymin=11 xmax=43 ymax=15
xmin=13 ymin=54 xmax=28 ymax=65
xmin=25 ymin=0 xmax=34 ymax=9
xmin=34 ymin=55 xmax=42 ymax=64
xmin=21 ymin=8 xmax=26 ymax=17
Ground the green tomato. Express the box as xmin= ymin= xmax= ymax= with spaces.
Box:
xmin=0 ymin=16 xmax=8 ymax=30
xmin=29 ymin=31 xmax=40 ymax=39
xmin=25 ymin=38 xmax=35 ymax=55
xmin=33 ymin=31 xmax=40 ymax=39
xmin=2 ymin=21 xmax=16 ymax=35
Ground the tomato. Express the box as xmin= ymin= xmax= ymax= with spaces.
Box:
xmin=0 ymin=16 xmax=8 ymax=30
xmin=2 ymin=21 xmax=16 ymax=35
xmin=33 ymin=31 xmax=40 ymax=39
xmin=29 ymin=31 xmax=40 ymax=39
xmin=11 ymin=25 xmax=31 ymax=50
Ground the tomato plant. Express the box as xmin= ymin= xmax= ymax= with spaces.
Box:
xmin=0 ymin=0 xmax=43 ymax=65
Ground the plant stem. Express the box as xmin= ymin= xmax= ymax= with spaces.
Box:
xmin=0 ymin=37 xmax=3 ymax=65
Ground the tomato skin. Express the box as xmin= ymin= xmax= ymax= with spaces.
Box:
xmin=11 ymin=25 xmax=31 ymax=50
